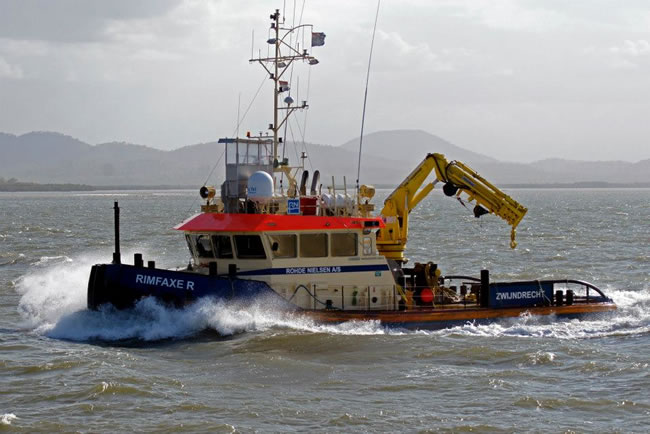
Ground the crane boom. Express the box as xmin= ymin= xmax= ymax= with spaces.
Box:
xmin=376 ymin=153 xmax=527 ymax=263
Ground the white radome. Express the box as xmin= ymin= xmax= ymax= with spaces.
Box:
xmin=247 ymin=171 xmax=274 ymax=203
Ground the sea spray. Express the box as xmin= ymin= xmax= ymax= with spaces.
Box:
xmin=15 ymin=253 xmax=650 ymax=341
xmin=15 ymin=252 xmax=398 ymax=341
xmin=420 ymin=286 xmax=650 ymax=340
xmin=1 ymin=414 xmax=17 ymax=426
xmin=16 ymin=253 xmax=101 ymax=333
xmin=15 ymin=253 xmax=288 ymax=340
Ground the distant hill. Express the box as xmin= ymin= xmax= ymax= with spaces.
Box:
xmin=0 ymin=132 xmax=215 ymax=186
xmin=340 ymin=129 xmax=497 ymax=164
xmin=527 ymin=158 xmax=650 ymax=183
xmin=0 ymin=131 xmax=91 ymax=167
xmin=1 ymin=130 xmax=648 ymax=187
xmin=0 ymin=176 xmax=94 ymax=191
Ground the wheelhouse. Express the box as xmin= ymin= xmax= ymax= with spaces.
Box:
xmin=183 ymin=228 xmax=378 ymax=269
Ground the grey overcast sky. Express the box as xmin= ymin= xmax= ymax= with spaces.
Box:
xmin=1 ymin=0 xmax=649 ymax=162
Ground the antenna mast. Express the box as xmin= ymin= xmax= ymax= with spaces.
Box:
xmin=250 ymin=9 xmax=321 ymax=167
xmin=356 ymin=0 xmax=381 ymax=196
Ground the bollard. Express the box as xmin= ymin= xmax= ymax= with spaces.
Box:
xmin=112 ymin=201 xmax=121 ymax=264
xmin=566 ymin=290 xmax=574 ymax=306
xmin=480 ymin=269 xmax=490 ymax=307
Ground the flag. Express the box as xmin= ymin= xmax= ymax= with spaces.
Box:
xmin=278 ymin=80 xmax=290 ymax=92
xmin=311 ymin=32 xmax=326 ymax=47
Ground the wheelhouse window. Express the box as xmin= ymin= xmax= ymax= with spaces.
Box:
xmin=212 ymin=235 xmax=234 ymax=259
xmin=300 ymin=233 xmax=328 ymax=257
xmin=226 ymin=142 xmax=237 ymax=164
xmin=192 ymin=234 xmax=215 ymax=258
xmin=234 ymin=235 xmax=267 ymax=259
xmin=267 ymin=234 xmax=297 ymax=258
xmin=331 ymin=233 xmax=357 ymax=257
xmin=185 ymin=234 xmax=195 ymax=256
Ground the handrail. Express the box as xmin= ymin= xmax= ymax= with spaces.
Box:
xmin=442 ymin=275 xmax=481 ymax=283
xmin=542 ymin=279 xmax=608 ymax=299
xmin=442 ymin=276 xmax=609 ymax=299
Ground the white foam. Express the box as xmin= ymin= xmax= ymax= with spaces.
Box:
xmin=1 ymin=414 xmax=17 ymax=425
xmin=33 ymin=255 xmax=73 ymax=266
xmin=16 ymin=253 xmax=397 ymax=341
xmin=527 ymin=350 xmax=556 ymax=365
xmin=423 ymin=286 xmax=650 ymax=339
xmin=16 ymin=254 xmax=99 ymax=334
xmin=15 ymin=254 xmax=650 ymax=341
xmin=44 ymin=296 xmax=402 ymax=341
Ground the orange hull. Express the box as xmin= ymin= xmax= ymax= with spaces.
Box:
xmin=298 ymin=302 xmax=617 ymax=327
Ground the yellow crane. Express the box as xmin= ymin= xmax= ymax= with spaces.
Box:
xmin=375 ymin=153 xmax=528 ymax=263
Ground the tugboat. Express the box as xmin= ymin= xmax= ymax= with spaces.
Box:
xmin=87 ymin=9 xmax=616 ymax=328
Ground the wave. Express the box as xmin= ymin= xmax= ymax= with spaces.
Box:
xmin=16 ymin=225 xmax=72 ymax=234
xmin=419 ymin=287 xmax=650 ymax=339
xmin=1 ymin=414 xmax=17 ymax=425
xmin=15 ymin=253 xmax=395 ymax=341
xmin=15 ymin=254 xmax=650 ymax=342
xmin=32 ymin=255 xmax=73 ymax=266
xmin=0 ymin=252 xmax=27 ymax=267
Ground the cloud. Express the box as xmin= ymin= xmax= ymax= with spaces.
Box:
xmin=0 ymin=0 xmax=649 ymax=162
xmin=609 ymin=39 xmax=650 ymax=56
xmin=585 ymin=39 xmax=650 ymax=70
xmin=0 ymin=0 xmax=180 ymax=42
xmin=0 ymin=56 xmax=23 ymax=79
xmin=374 ymin=30 xmax=455 ymax=72
xmin=410 ymin=0 xmax=569 ymax=32
xmin=469 ymin=2 xmax=568 ymax=32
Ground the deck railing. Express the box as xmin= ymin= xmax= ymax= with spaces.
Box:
xmin=288 ymin=277 xmax=611 ymax=311
xmin=442 ymin=276 xmax=611 ymax=306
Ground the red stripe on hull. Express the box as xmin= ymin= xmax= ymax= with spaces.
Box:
xmin=175 ymin=212 xmax=385 ymax=232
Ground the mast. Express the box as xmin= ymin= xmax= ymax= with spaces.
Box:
xmin=250 ymin=9 xmax=322 ymax=170
xmin=272 ymin=9 xmax=280 ymax=161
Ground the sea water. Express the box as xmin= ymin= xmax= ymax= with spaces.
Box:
xmin=1 ymin=189 xmax=648 ymax=432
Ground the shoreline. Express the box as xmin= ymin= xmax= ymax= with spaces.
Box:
xmin=1 ymin=181 xmax=649 ymax=193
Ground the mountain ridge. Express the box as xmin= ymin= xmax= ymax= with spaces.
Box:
xmin=339 ymin=129 xmax=497 ymax=164
xmin=1 ymin=130 xmax=648 ymax=186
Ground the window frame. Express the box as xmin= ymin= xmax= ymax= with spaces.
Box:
xmin=193 ymin=234 xmax=216 ymax=259
xmin=233 ymin=234 xmax=267 ymax=259
xmin=211 ymin=234 xmax=234 ymax=259
xmin=330 ymin=232 xmax=358 ymax=257
xmin=299 ymin=233 xmax=329 ymax=258
xmin=267 ymin=233 xmax=298 ymax=259
xmin=185 ymin=234 xmax=196 ymax=257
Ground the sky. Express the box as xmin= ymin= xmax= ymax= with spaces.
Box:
xmin=1 ymin=0 xmax=649 ymax=163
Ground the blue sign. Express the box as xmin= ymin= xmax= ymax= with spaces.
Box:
xmin=490 ymin=281 xmax=553 ymax=308
xmin=287 ymin=198 xmax=300 ymax=215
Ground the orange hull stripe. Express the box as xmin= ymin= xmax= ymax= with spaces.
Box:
xmin=300 ymin=303 xmax=617 ymax=324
